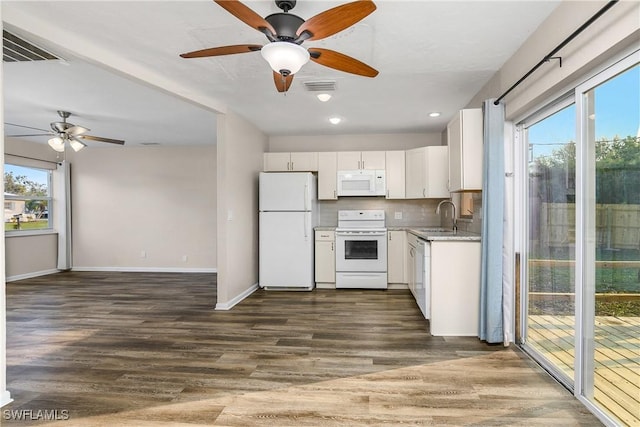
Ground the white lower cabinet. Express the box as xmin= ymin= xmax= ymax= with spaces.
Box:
xmin=314 ymin=230 xmax=335 ymax=287
xmin=387 ymin=230 xmax=407 ymax=284
xmin=429 ymin=240 xmax=481 ymax=336
xmin=405 ymin=233 xmax=481 ymax=336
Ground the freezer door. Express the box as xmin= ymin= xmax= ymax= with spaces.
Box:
xmin=259 ymin=172 xmax=315 ymax=212
xmin=259 ymin=211 xmax=314 ymax=289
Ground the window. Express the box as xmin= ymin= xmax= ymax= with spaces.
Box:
xmin=4 ymin=164 xmax=52 ymax=232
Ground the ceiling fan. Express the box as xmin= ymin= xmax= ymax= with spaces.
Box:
xmin=179 ymin=0 xmax=379 ymax=93
xmin=6 ymin=110 xmax=125 ymax=152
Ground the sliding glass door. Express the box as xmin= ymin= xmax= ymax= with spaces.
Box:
xmin=576 ymin=58 xmax=639 ymax=426
xmin=522 ymin=101 xmax=577 ymax=386
xmin=521 ymin=51 xmax=639 ymax=426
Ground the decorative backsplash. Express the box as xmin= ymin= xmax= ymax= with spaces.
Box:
xmin=318 ymin=197 xmax=445 ymax=227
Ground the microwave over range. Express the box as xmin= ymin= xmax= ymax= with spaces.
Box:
xmin=336 ymin=169 xmax=386 ymax=197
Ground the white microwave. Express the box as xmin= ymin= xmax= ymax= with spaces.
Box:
xmin=337 ymin=170 xmax=386 ymax=197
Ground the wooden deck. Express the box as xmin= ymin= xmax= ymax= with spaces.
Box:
xmin=528 ymin=315 xmax=640 ymax=426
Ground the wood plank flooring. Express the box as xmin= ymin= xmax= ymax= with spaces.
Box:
xmin=4 ymin=271 xmax=602 ymax=426
xmin=528 ymin=315 xmax=640 ymax=426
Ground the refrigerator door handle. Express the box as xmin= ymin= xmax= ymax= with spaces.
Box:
xmin=304 ymin=184 xmax=309 ymax=211
xmin=304 ymin=212 xmax=308 ymax=240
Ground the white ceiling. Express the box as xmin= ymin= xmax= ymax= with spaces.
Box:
xmin=2 ymin=0 xmax=560 ymax=147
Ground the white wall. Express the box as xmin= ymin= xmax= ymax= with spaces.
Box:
xmin=69 ymin=145 xmax=216 ymax=271
xmin=468 ymin=1 xmax=639 ymax=118
xmin=5 ymin=234 xmax=58 ymax=281
xmin=269 ymin=132 xmax=442 ymax=152
xmin=216 ymin=111 xmax=268 ymax=309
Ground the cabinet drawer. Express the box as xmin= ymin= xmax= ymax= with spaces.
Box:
xmin=315 ymin=230 xmax=335 ymax=241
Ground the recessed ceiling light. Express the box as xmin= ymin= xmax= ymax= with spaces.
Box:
xmin=429 ymin=112 xmax=441 ymax=118
xmin=329 ymin=117 xmax=341 ymax=125
xmin=317 ymin=93 xmax=332 ymax=102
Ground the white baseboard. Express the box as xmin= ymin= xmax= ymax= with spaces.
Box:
xmin=215 ymin=282 xmax=259 ymax=310
xmin=71 ymin=267 xmax=217 ymax=273
xmin=6 ymin=269 xmax=60 ymax=282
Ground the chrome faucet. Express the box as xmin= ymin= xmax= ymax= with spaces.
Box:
xmin=436 ymin=199 xmax=457 ymax=233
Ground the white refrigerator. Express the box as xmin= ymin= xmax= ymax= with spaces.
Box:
xmin=259 ymin=172 xmax=317 ymax=290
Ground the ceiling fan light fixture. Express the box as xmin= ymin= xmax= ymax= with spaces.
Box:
xmin=317 ymin=93 xmax=332 ymax=102
xmin=261 ymin=41 xmax=310 ymax=75
xmin=429 ymin=112 xmax=441 ymax=118
xmin=69 ymin=138 xmax=87 ymax=152
xmin=329 ymin=117 xmax=341 ymax=125
xmin=48 ymin=136 xmax=65 ymax=152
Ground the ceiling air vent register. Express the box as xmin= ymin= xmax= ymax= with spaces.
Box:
xmin=303 ymin=80 xmax=337 ymax=92
xmin=3 ymin=30 xmax=60 ymax=62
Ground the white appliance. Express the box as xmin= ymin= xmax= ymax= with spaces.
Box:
xmin=415 ymin=239 xmax=431 ymax=319
xmin=335 ymin=210 xmax=388 ymax=289
xmin=259 ymin=172 xmax=317 ymax=290
xmin=337 ymin=170 xmax=385 ymax=197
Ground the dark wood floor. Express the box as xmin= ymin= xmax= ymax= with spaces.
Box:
xmin=4 ymin=271 xmax=602 ymax=426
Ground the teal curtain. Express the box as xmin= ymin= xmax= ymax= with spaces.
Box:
xmin=479 ymin=99 xmax=505 ymax=343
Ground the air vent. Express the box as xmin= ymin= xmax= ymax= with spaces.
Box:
xmin=303 ymin=80 xmax=337 ymax=92
xmin=3 ymin=30 xmax=60 ymax=62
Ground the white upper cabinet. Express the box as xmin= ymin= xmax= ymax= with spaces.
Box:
xmin=447 ymin=108 xmax=483 ymax=192
xmin=405 ymin=146 xmax=449 ymax=199
xmin=317 ymin=152 xmax=338 ymax=200
xmin=337 ymin=151 xmax=385 ymax=170
xmin=264 ymin=152 xmax=318 ymax=172
xmin=385 ymin=150 xmax=405 ymax=199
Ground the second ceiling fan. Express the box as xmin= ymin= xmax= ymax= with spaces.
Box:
xmin=180 ymin=0 xmax=379 ymax=92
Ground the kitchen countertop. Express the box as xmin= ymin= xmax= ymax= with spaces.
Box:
xmin=315 ymin=225 xmax=480 ymax=241
xmin=408 ymin=228 xmax=481 ymax=241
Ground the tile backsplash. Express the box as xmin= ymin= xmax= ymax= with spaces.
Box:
xmin=318 ymin=197 xmax=445 ymax=227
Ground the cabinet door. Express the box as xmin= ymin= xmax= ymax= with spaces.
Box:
xmin=460 ymin=109 xmax=483 ymax=191
xmin=336 ymin=151 xmax=361 ymax=170
xmin=290 ymin=152 xmax=318 ymax=171
xmin=361 ymin=151 xmax=385 ymax=170
xmin=385 ymin=151 xmax=405 ymax=199
xmin=405 ymin=147 xmax=426 ymax=198
xmin=448 ymin=108 xmax=483 ymax=192
xmin=317 ymin=152 xmax=337 ymax=200
xmin=447 ymin=113 xmax=463 ymax=192
xmin=424 ymin=146 xmax=450 ymax=198
xmin=387 ymin=230 xmax=407 ymax=283
xmin=315 ymin=232 xmax=335 ymax=284
xmin=264 ymin=152 xmax=291 ymax=171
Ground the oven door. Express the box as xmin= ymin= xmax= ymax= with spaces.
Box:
xmin=335 ymin=230 xmax=387 ymax=272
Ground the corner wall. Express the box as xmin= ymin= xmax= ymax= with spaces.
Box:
xmin=216 ymin=111 xmax=268 ymax=309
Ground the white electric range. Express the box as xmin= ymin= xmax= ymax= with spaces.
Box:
xmin=335 ymin=210 xmax=388 ymax=289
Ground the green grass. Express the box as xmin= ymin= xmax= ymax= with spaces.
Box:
xmin=4 ymin=220 xmax=50 ymax=231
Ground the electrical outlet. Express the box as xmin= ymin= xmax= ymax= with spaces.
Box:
xmin=140 ymin=250 xmax=146 ymax=258
xmin=182 ymin=255 xmax=188 ymax=262
xmin=394 ymin=211 xmax=402 ymax=220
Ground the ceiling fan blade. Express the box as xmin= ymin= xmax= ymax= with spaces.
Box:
xmin=296 ymin=0 xmax=376 ymax=41
xmin=4 ymin=122 xmax=51 ymax=133
xmin=214 ymin=0 xmax=276 ymax=37
xmin=78 ymin=134 xmax=125 ymax=145
xmin=6 ymin=133 xmax=52 ymax=137
xmin=66 ymin=125 xmax=90 ymax=136
xmin=273 ymin=71 xmax=294 ymax=93
xmin=308 ymin=48 xmax=378 ymax=77
xmin=180 ymin=44 xmax=262 ymax=59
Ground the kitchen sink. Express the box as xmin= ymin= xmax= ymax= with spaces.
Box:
xmin=417 ymin=228 xmax=449 ymax=232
